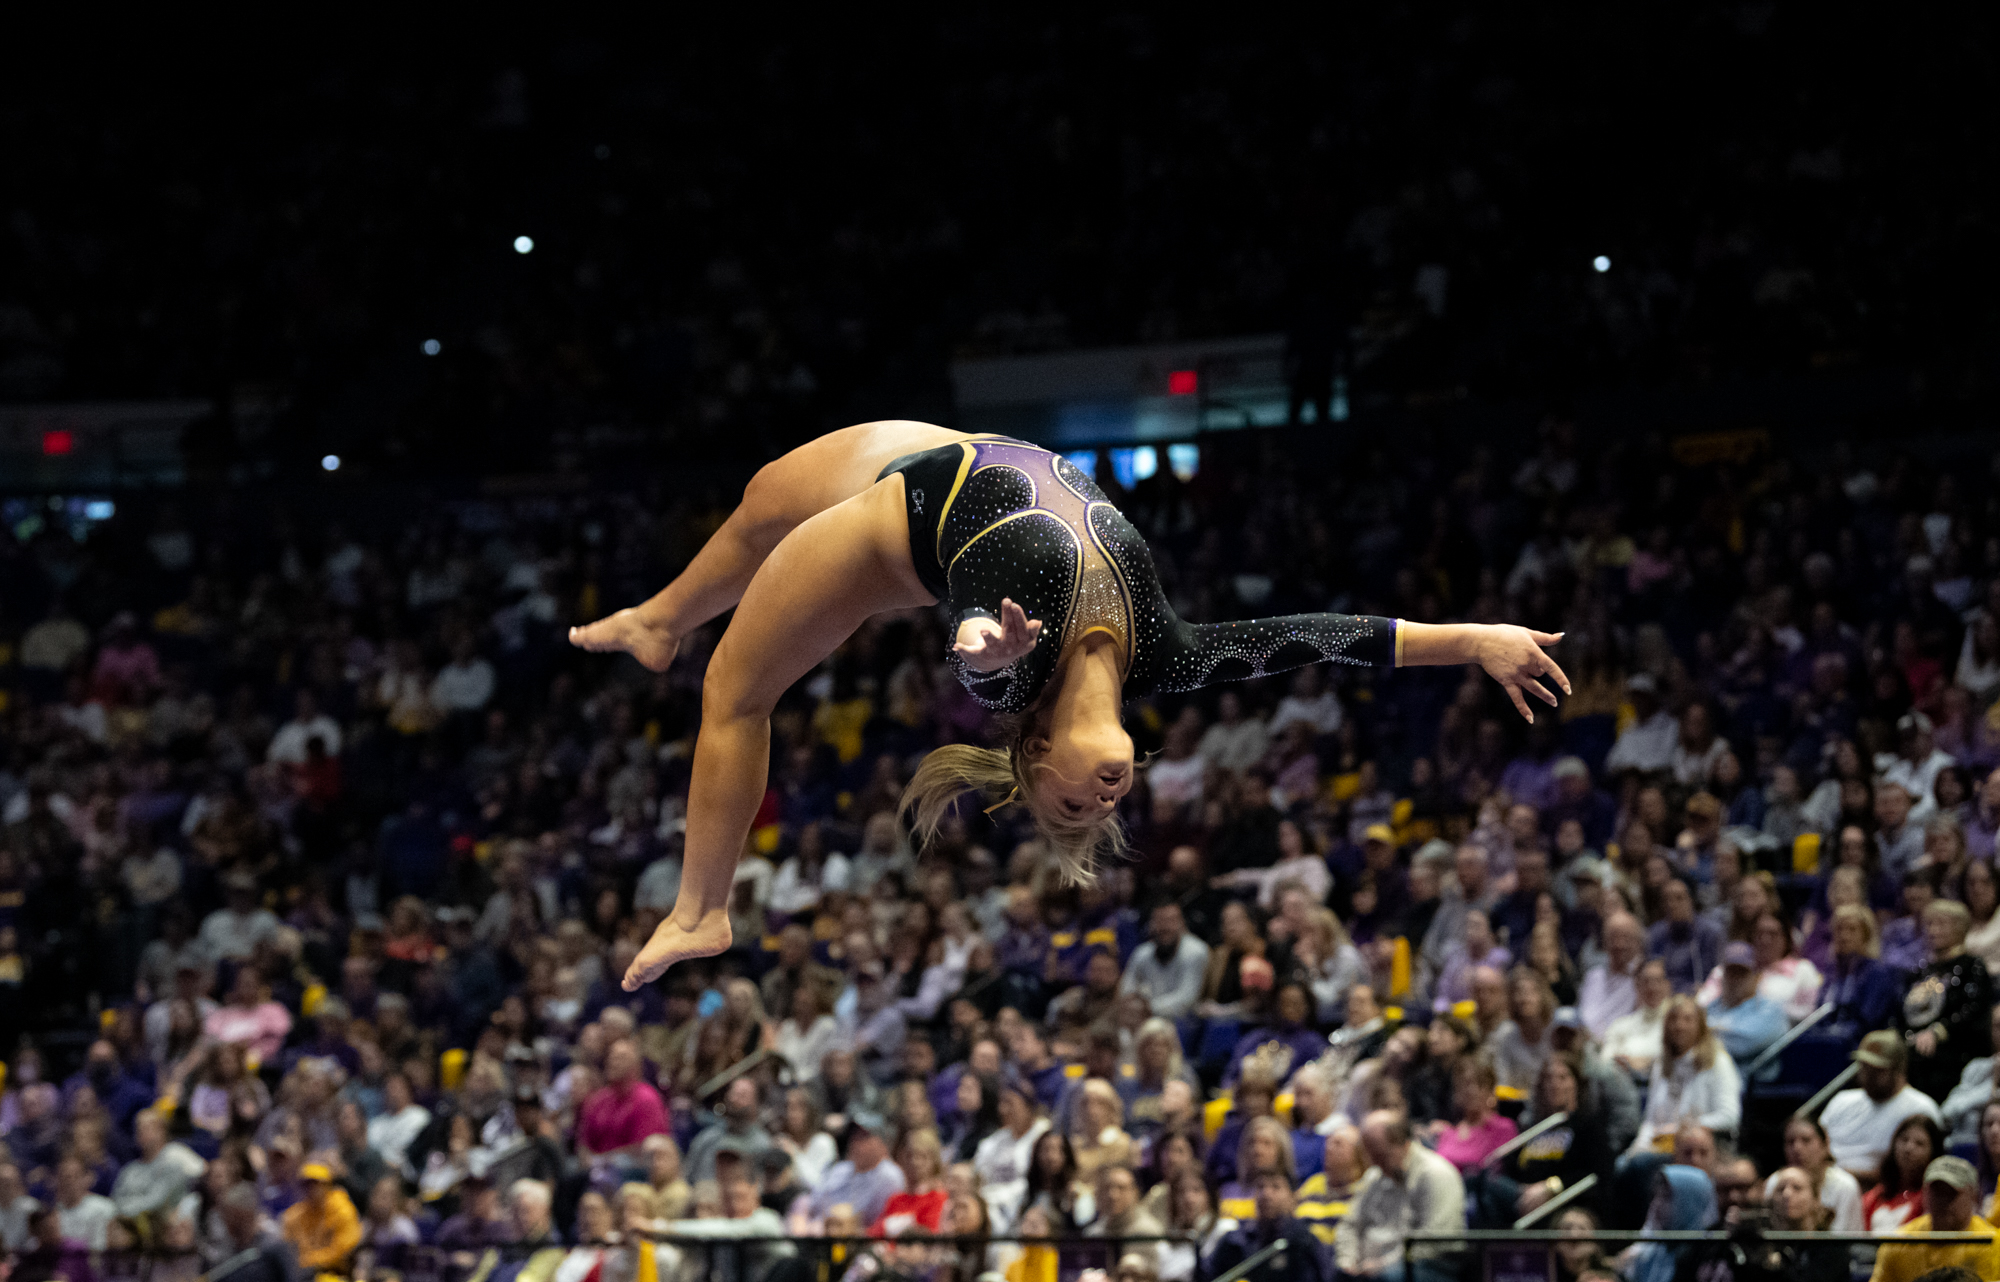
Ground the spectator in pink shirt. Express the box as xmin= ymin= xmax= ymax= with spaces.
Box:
xmin=576 ymin=1038 xmax=670 ymax=1161
xmin=204 ymin=967 xmax=294 ymax=1065
xmin=1431 ymin=1058 xmax=1517 ymax=1173
xmin=90 ymin=613 xmax=162 ymax=707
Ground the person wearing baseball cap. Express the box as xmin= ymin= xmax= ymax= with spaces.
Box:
xmin=280 ymin=1161 xmax=361 ymax=1273
xmin=1819 ymin=1031 xmax=1945 ymax=1182
xmin=1867 ymin=1155 xmax=2000 ymax=1282
xmin=798 ymin=1110 xmax=904 ymax=1227
xmin=1703 ymin=942 xmax=1788 ymax=1064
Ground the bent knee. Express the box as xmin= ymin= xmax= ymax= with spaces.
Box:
xmin=700 ymin=659 xmax=776 ymax=726
xmin=738 ymin=461 xmax=789 ymax=523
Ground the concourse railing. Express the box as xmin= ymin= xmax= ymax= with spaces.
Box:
xmin=1407 ymin=1223 xmax=2000 ymax=1282
xmin=44 ymin=1222 xmax=2000 ymax=1282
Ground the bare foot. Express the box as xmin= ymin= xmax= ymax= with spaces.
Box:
xmin=569 ymin=608 xmax=679 ymax=672
xmin=624 ymin=911 xmax=733 ymax=989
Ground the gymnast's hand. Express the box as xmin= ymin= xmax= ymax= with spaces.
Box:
xmin=1473 ymin=624 xmax=1571 ymax=724
xmin=954 ymin=598 xmax=1043 ymax=672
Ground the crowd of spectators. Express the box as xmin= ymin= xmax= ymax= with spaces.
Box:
xmin=1 ymin=412 xmax=2000 ymax=1282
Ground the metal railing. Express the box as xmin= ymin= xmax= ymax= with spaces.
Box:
xmin=1481 ymin=1110 xmax=1569 ymax=1168
xmin=1511 ymin=1174 xmax=1598 ymax=1229
xmin=1741 ymin=1001 xmax=1837 ymax=1080
xmin=1797 ymin=1061 xmax=1860 ymax=1118
xmin=1408 ymin=1228 xmax=2000 ymax=1244
xmin=40 ymin=1225 xmax=2000 ymax=1282
xmin=12 ymin=1233 xmax=1208 ymax=1282
xmin=1208 ymin=1235 xmax=1290 ymax=1282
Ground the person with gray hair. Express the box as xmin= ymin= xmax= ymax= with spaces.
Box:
xmin=1898 ymin=899 xmax=1996 ymax=1104
xmin=1577 ymin=912 xmax=1645 ymax=1039
xmin=210 ymin=1184 xmax=295 ymax=1282
xmin=1286 ymin=1061 xmax=1339 ymax=1178
xmin=509 ymin=1178 xmax=559 ymax=1248
xmin=1420 ymin=844 xmax=1497 ymax=979
xmin=1335 ymin=1111 xmax=1465 ymax=1282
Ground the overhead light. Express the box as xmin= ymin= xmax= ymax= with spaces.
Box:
xmin=514 ymin=235 xmax=535 ymax=254
xmin=422 ymin=339 xmax=442 ymax=356
xmin=1593 ymin=255 xmax=1612 ymax=273
xmin=322 ymin=455 xmax=341 ymax=472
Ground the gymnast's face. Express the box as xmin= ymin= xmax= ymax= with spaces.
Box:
xmin=1029 ymin=717 xmax=1135 ymax=818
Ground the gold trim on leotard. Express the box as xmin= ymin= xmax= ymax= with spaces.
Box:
xmin=932 ymin=443 xmax=979 ymax=565
xmin=1394 ymin=618 xmax=1407 ymax=668
xmin=1085 ymin=501 xmax=1136 ymax=669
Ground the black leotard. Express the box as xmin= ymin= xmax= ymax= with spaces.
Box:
xmin=877 ymin=436 xmax=1397 ymax=713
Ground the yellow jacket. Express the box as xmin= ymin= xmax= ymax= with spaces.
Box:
xmin=1005 ymin=1245 xmax=1058 ymax=1282
xmin=1867 ymin=1214 xmax=2000 ymax=1282
xmin=281 ymin=1188 xmax=363 ymax=1271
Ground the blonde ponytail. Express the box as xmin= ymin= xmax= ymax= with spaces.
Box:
xmin=899 ymin=728 xmax=1126 ymax=887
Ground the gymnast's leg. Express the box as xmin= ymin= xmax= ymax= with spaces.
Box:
xmin=621 ymin=480 xmax=936 ymax=988
xmin=569 ymin=420 xmax=962 ymax=670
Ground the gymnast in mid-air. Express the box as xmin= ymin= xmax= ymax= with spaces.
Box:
xmin=570 ymin=422 xmax=1569 ymax=989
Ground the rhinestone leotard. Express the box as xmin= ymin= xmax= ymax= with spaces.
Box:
xmin=877 ymin=436 xmax=1396 ymax=712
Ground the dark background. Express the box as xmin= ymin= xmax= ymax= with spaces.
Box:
xmin=4 ymin=4 xmax=1997 ymax=479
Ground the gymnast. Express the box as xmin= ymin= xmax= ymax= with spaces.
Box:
xmin=569 ymin=422 xmax=1569 ymax=989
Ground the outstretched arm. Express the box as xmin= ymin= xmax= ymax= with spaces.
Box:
xmin=1146 ymin=605 xmax=1567 ymax=724
xmin=624 ymin=482 xmax=934 ymax=989
xmin=1397 ymin=621 xmax=1570 ymax=722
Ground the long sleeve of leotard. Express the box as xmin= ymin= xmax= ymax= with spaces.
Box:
xmin=1139 ymin=606 xmax=1397 ymax=695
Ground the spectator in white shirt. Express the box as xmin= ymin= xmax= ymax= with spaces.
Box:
xmin=1669 ymin=703 xmax=1730 ymax=789
xmin=1876 ymin=711 xmax=1957 ymax=824
xmin=367 ymin=1072 xmax=433 ymax=1176
xmin=1630 ymin=995 xmax=1741 ymax=1152
xmin=1120 ymin=904 xmax=1210 ymax=1021
xmin=1818 ymin=1030 xmax=1943 ymax=1181
xmin=266 ymin=690 xmax=342 ymax=766
xmin=198 ymin=874 xmax=281 ymax=964
xmin=1197 ymin=691 xmax=1269 ymax=774
xmin=1766 ymin=1115 xmax=1863 ymax=1232
xmin=52 ymin=1156 xmax=116 ymax=1251
xmin=1604 ymin=673 xmax=1678 ymax=778
xmin=429 ymin=637 xmax=496 ymax=714
xmin=1601 ymin=958 xmax=1672 ymax=1078
xmin=768 ymin=825 xmax=852 ymax=917
xmin=1268 ymin=666 xmax=1344 ymax=738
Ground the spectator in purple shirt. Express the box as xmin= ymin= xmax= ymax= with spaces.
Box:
xmin=993 ymin=887 xmax=1051 ymax=980
xmin=1881 ymin=871 xmax=1937 ymax=974
xmin=1545 ymin=757 xmax=1619 ymax=850
xmin=1648 ymin=878 xmax=1723 ymax=993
